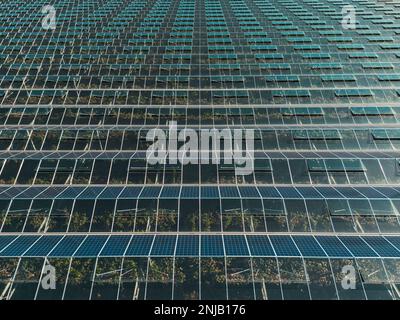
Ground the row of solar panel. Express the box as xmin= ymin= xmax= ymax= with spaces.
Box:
xmin=2 ymin=107 xmax=400 ymax=127
xmin=3 ymin=76 xmax=400 ymax=93
xmin=1 ymin=108 xmax=399 ymax=123
xmin=4 ymin=16 xmax=398 ymax=34
xmin=3 ymin=50 xmax=400 ymax=59
xmin=3 ymin=30 xmax=397 ymax=42
xmin=4 ymin=62 xmax=400 ymax=72
xmin=3 ymin=72 xmax=400 ymax=81
xmin=18 ymin=18 xmax=385 ymax=30
xmin=1 ymin=127 xmax=399 ymax=138
xmin=1 ymin=129 xmax=400 ymax=154
xmin=0 ymin=106 xmax=397 ymax=116
xmin=2 ymin=40 xmax=398 ymax=51
xmin=0 ymin=155 xmax=377 ymax=167
xmin=0 ymin=234 xmax=399 ymax=258
xmin=2 ymin=90 xmax=399 ymax=105
xmin=6 ymin=13 xmax=396 ymax=25
xmin=3 ymin=0 xmax=395 ymax=10
xmin=0 ymin=41 xmax=400 ymax=53
xmin=0 ymin=157 xmax=397 ymax=186
xmin=2 ymin=149 xmax=395 ymax=159
xmin=0 ymin=185 xmax=399 ymax=200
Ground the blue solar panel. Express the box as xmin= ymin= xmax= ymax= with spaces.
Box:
xmin=98 ymin=187 xmax=124 ymax=199
xmin=376 ymin=187 xmax=400 ymax=199
xmin=0 ymin=187 xmax=12 ymax=197
xmin=73 ymin=236 xmax=109 ymax=257
xmin=160 ymin=186 xmax=181 ymax=198
xmin=57 ymin=186 xmax=86 ymax=199
xmin=151 ymin=235 xmax=176 ymax=256
xmin=140 ymin=187 xmax=162 ymax=198
xmin=180 ymin=186 xmax=199 ymax=198
xmin=100 ymin=235 xmax=132 ymax=256
xmin=336 ymin=187 xmax=364 ymax=199
xmin=0 ymin=236 xmax=18 ymax=253
xmin=339 ymin=236 xmax=378 ymax=257
xmin=16 ymin=187 xmax=46 ymax=199
xmin=383 ymin=236 xmax=400 ymax=253
xmin=316 ymin=236 xmax=353 ymax=258
xmin=389 ymin=187 xmax=400 ymax=198
xmin=315 ymin=187 xmax=344 ymax=198
xmin=246 ymin=235 xmax=275 ymax=256
xmin=38 ymin=186 xmax=67 ymax=199
xmin=363 ymin=236 xmax=400 ymax=258
xmin=355 ymin=187 xmax=386 ymax=199
xmin=23 ymin=236 xmax=63 ymax=257
xmin=219 ymin=186 xmax=240 ymax=198
xmin=125 ymin=235 xmax=154 ymax=256
xmin=238 ymin=186 xmax=260 ymax=198
xmin=0 ymin=236 xmax=39 ymax=257
xmin=292 ymin=236 xmax=326 ymax=257
xmin=78 ymin=187 xmax=105 ymax=199
xmin=276 ymin=187 xmax=302 ymax=198
xmin=257 ymin=187 xmax=281 ymax=198
xmin=295 ymin=187 xmax=323 ymax=198
xmin=0 ymin=187 xmax=27 ymax=199
xmin=48 ymin=236 xmax=86 ymax=257
xmin=118 ymin=186 xmax=142 ymax=198
xmin=201 ymin=235 xmax=224 ymax=256
xmin=201 ymin=186 xmax=219 ymax=198
xmin=224 ymin=235 xmax=250 ymax=256
xmin=269 ymin=236 xmax=301 ymax=256
xmin=176 ymin=235 xmax=199 ymax=256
